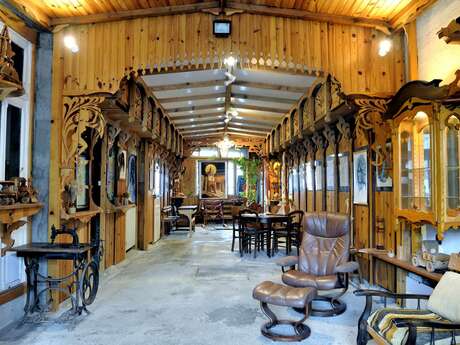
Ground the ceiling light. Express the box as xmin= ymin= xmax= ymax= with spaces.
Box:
xmin=215 ymin=86 xmax=221 ymax=91
xmin=64 ymin=35 xmax=79 ymax=53
xmin=215 ymin=133 xmax=235 ymax=158
xmin=186 ymin=89 xmax=192 ymax=94
xmin=378 ymin=38 xmax=392 ymax=57
xmin=190 ymin=118 xmax=194 ymax=122
xmin=224 ymin=56 xmax=237 ymax=67
xmin=189 ymin=110 xmax=194 ymax=114
xmin=239 ymin=86 xmax=247 ymax=91
xmin=188 ymin=101 xmax=193 ymax=105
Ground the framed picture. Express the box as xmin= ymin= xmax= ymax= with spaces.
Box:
xmin=106 ymin=147 xmax=117 ymax=203
xmin=338 ymin=153 xmax=350 ymax=192
xmin=315 ymin=160 xmax=323 ymax=191
xmin=76 ymin=154 xmax=90 ymax=210
xmin=376 ymin=142 xmax=393 ymax=191
xmin=128 ymin=155 xmax=137 ymax=203
xmin=353 ymin=149 xmax=368 ymax=205
xmin=306 ymin=161 xmax=314 ymax=191
xmin=117 ymin=150 xmax=127 ymax=180
xmin=200 ymin=161 xmax=227 ymax=199
xmin=326 ymin=155 xmax=336 ymax=191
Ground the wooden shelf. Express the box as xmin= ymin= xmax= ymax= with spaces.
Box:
xmin=0 ymin=203 xmax=43 ymax=256
xmin=372 ymin=252 xmax=443 ymax=282
xmin=113 ymin=204 xmax=135 ymax=214
xmin=61 ymin=208 xmax=101 ymax=225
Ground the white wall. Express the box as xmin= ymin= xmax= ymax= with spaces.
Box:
xmin=416 ymin=0 xmax=460 ymax=84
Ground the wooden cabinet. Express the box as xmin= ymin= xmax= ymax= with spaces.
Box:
xmin=389 ymin=78 xmax=460 ymax=240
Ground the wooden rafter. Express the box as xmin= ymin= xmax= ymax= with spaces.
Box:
xmin=225 ymin=1 xmax=392 ymax=34
xmin=231 ymin=92 xmax=295 ymax=104
xmin=230 ymin=104 xmax=287 ymax=114
xmin=167 ymin=103 xmax=225 ymax=113
xmin=233 ymin=81 xmax=306 ymax=93
xmin=150 ymin=80 xmax=224 ymax=92
xmin=390 ymin=0 xmax=437 ymax=29
xmin=158 ymin=92 xmax=226 ymax=104
xmin=50 ymin=1 xmax=220 ymax=26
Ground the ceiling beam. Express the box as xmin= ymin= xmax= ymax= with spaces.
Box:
xmin=150 ymin=80 xmax=225 ymax=92
xmin=171 ymin=112 xmax=224 ymax=121
xmin=158 ymin=92 xmax=226 ymax=104
xmin=389 ymin=0 xmax=437 ymax=29
xmin=226 ymin=1 xmax=392 ymax=34
xmin=50 ymin=1 xmax=220 ymax=26
xmin=231 ymin=92 xmax=295 ymax=105
xmin=167 ymin=103 xmax=225 ymax=114
xmin=181 ymin=123 xmax=226 ymax=132
xmin=182 ymin=127 xmax=226 ymax=135
xmin=184 ymin=131 xmax=266 ymax=139
xmin=230 ymin=104 xmax=287 ymax=114
xmin=233 ymin=81 xmax=306 ymax=93
xmin=0 ymin=0 xmax=50 ymax=31
xmin=227 ymin=126 xmax=268 ymax=135
xmin=178 ymin=119 xmax=272 ymax=130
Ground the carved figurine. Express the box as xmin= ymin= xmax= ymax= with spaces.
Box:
xmin=438 ymin=16 xmax=460 ymax=44
xmin=412 ymin=240 xmax=450 ymax=273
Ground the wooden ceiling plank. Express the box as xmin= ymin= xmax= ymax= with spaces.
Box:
xmin=230 ymin=104 xmax=287 ymax=113
xmin=231 ymin=92 xmax=295 ymax=104
xmin=150 ymin=79 xmax=224 ymax=91
xmin=0 ymin=0 xmax=50 ymax=31
xmin=389 ymin=0 xmax=437 ymax=29
xmin=158 ymin=92 xmax=226 ymax=103
xmin=233 ymin=80 xmax=306 ymax=93
xmin=225 ymin=1 xmax=392 ymax=34
xmin=170 ymin=112 xmax=225 ymax=120
xmin=50 ymin=1 xmax=220 ymax=26
xmin=167 ymin=103 xmax=225 ymax=113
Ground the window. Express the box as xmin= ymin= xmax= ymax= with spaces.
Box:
xmin=0 ymin=24 xmax=32 ymax=292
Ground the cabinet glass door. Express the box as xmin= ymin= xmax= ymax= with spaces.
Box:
xmin=446 ymin=114 xmax=460 ymax=211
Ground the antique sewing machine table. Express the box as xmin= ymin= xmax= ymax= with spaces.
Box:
xmin=8 ymin=241 xmax=99 ymax=322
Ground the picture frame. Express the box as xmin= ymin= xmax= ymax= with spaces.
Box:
xmin=326 ymin=155 xmax=336 ymax=191
xmin=199 ymin=161 xmax=227 ymax=199
xmin=338 ymin=153 xmax=350 ymax=192
xmin=315 ymin=160 xmax=323 ymax=191
xmin=128 ymin=154 xmax=137 ymax=203
xmin=376 ymin=142 xmax=393 ymax=191
xmin=353 ymin=149 xmax=368 ymax=205
xmin=75 ymin=153 xmax=90 ymax=211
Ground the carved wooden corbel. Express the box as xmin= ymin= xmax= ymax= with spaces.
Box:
xmin=336 ymin=116 xmax=351 ymax=143
xmin=354 ymin=98 xmax=390 ymax=166
xmin=107 ymin=125 xmax=121 ymax=150
xmin=61 ymin=96 xmax=106 ymax=189
xmin=0 ymin=26 xmax=24 ymax=100
xmin=438 ymin=17 xmax=460 ymax=44
xmin=322 ymin=124 xmax=336 ymax=148
xmin=312 ymin=131 xmax=325 ymax=152
xmin=117 ymin=131 xmax=131 ymax=151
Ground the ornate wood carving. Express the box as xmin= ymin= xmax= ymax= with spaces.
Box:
xmin=129 ymin=83 xmax=143 ymax=122
xmin=323 ymin=125 xmax=336 ymax=147
xmin=117 ymin=131 xmax=131 ymax=150
xmin=438 ymin=16 xmax=460 ymax=44
xmin=61 ymin=96 xmax=105 ymax=188
xmin=0 ymin=26 xmax=23 ymax=100
xmin=336 ymin=116 xmax=351 ymax=143
xmin=354 ymin=98 xmax=390 ymax=166
xmin=312 ymin=131 xmax=325 ymax=152
xmin=107 ymin=125 xmax=121 ymax=150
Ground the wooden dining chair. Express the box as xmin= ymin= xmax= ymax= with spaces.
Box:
xmin=273 ymin=210 xmax=304 ymax=256
xmin=238 ymin=209 xmax=269 ymax=258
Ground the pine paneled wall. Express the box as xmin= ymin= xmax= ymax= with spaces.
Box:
xmin=55 ymin=12 xmax=405 ymax=95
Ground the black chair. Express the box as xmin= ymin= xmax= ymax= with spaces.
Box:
xmin=273 ymin=210 xmax=304 ymax=256
xmin=238 ymin=209 xmax=269 ymax=258
xmin=231 ymin=205 xmax=241 ymax=252
xmin=161 ymin=205 xmax=179 ymax=234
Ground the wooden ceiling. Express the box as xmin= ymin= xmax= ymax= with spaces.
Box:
xmin=144 ymin=68 xmax=313 ymax=140
xmin=12 ymin=0 xmax=436 ymax=30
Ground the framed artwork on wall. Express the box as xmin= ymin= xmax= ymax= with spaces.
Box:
xmin=326 ymin=155 xmax=336 ymax=191
xmin=106 ymin=146 xmax=117 ymax=203
xmin=128 ymin=154 xmax=137 ymax=203
xmin=200 ymin=161 xmax=227 ymax=199
xmin=117 ymin=150 xmax=127 ymax=180
xmin=376 ymin=142 xmax=393 ymax=191
xmin=338 ymin=153 xmax=350 ymax=192
xmin=76 ymin=153 xmax=90 ymax=210
xmin=353 ymin=149 xmax=368 ymax=205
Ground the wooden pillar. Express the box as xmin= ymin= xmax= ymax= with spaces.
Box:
xmin=404 ymin=20 xmax=419 ymax=81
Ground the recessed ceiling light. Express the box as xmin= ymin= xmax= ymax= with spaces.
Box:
xmin=188 ymin=101 xmax=193 ymax=105
xmin=190 ymin=118 xmax=194 ymax=122
xmin=215 ymin=86 xmax=220 ymax=91
xmin=186 ymin=89 xmax=192 ymax=94
xmin=239 ymin=86 xmax=247 ymax=91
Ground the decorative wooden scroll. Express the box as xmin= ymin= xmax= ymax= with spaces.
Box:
xmin=438 ymin=16 xmax=460 ymax=44
xmin=61 ymin=96 xmax=106 ymax=188
xmin=354 ymin=98 xmax=390 ymax=167
xmin=336 ymin=116 xmax=351 ymax=143
xmin=0 ymin=26 xmax=23 ymax=100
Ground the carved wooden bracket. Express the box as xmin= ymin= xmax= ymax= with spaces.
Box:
xmin=354 ymin=98 xmax=390 ymax=166
xmin=0 ymin=26 xmax=24 ymax=100
xmin=312 ymin=131 xmax=325 ymax=153
xmin=61 ymin=96 xmax=106 ymax=189
xmin=438 ymin=17 xmax=460 ymax=44
xmin=323 ymin=124 xmax=336 ymax=148
xmin=336 ymin=116 xmax=351 ymax=143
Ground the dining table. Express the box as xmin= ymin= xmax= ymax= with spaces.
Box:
xmin=239 ymin=213 xmax=289 ymax=258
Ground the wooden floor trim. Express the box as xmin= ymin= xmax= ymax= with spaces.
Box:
xmin=0 ymin=283 xmax=26 ymax=306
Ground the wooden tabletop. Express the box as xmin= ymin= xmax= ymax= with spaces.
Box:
xmin=8 ymin=243 xmax=92 ymax=256
xmin=178 ymin=206 xmax=197 ymax=210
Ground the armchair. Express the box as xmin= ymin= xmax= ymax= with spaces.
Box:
xmin=276 ymin=212 xmax=358 ymax=317
xmin=355 ymin=271 xmax=460 ymax=345
xmin=202 ymin=200 xmax=224 ymax=226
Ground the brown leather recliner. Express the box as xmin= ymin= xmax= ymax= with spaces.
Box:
xmin=277 ymin=212 xmax=359 ymax=317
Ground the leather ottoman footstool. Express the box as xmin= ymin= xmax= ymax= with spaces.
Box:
xmin=252 ymin=281 xmax=317 ymax=342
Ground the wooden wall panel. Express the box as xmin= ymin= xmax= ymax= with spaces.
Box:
xmin=114 ymin=212 xmax=126 ymax=264
xmin=55 ymin=13 xmax=404 ymax=96
xmin=104 ymin=213 xmax=115 ymax=268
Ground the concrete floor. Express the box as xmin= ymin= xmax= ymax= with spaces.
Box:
xmin=0 ymin=226 xmax=366 ymax=345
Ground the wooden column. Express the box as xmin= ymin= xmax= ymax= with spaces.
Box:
xmin=404 ymin=20 xmax=419 ymax=81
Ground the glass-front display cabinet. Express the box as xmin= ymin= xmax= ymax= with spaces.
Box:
xmin=391 ymin=81 xmax=460 ymax=239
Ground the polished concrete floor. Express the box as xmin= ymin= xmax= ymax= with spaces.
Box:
xmin=0 ymin=226 xmax=366 ymax=345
